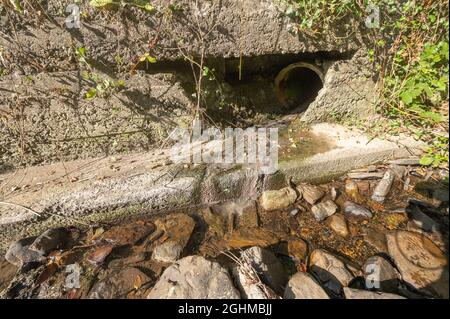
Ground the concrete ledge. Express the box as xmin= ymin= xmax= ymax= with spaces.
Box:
xmin=0 ymin=123 xmax=426 ymax=253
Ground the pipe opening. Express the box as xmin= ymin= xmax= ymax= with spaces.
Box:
xmin=275 ymin=63 xmax=324 ymax=112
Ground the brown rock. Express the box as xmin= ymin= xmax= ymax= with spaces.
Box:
xmin=297 ymin=184 xmax=325 ymax=205
xmin=326 ymin=215 xmax=349 ymax=237
xmin=259 ymin=187 xmax=297 ymax=211
xmin=89 ymin=267 xmax=151 ymax=299
xmin=151 ymin=214 xmax=195 ymax=263
xmin=311 ymin=200 xmax=338 ymax=221
xmin=363 ymin=228 xmax=389 ymax=253
xmin=237 ymin=200 xmax=259 ymax=228
xmin=226 ymin=228 xmax=280 ymax=249
xmin=87 ymin=245 xmax=114 ymax=266
xmin=386 ymin=230 xmax=448 ymax=299
xmin=101 ymin=220 xmax=155 ymax=246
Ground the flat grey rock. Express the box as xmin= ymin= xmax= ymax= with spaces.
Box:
xmin=284 ymin=272 xmax=329 ymax=299
xmin=147 ymin=256 xmax=240 ymax=299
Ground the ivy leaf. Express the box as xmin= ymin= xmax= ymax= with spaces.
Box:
xmin=419 ymin=155 xmax=434 ymax=166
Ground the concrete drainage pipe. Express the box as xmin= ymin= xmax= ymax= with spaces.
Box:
xmin=275 ymin=62 xmax=324 ymax=110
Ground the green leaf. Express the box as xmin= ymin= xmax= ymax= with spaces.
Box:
xmin=419 ymin=155 xmax=434 ymax=166
xmin=147 ymin=56 xmax=157 ymax=63
xmin=11 ymin=0 xmax=23 ymax=12
xmin=85 ymin=88 xmax=97 ymax=99
xmin=89 ymin=0 xmax=114 ymax=8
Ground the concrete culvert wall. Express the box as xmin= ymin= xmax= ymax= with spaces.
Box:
xmin=275 ymin=62 xmax=324 ymax=112
xmin=0 ymin=0 xmax=378 ymax=169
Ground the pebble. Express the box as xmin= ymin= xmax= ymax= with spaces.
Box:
xmin=29 ymin=227 xmax=78 ymax=256
xmin=363 ymin=255 xmax=400 ymax=293
xmin=297 ymin=184 xmax=325 ymax=205
xmin=5 ymin=237 xmax=46 ymax=267
xmin=344 ymin=201 xmax=373 ymax=219
xmin=325 ymin=215 xmax=349 ymax=237
xmin=259 ymin=187 xmax=298 ymax=211
xmin=240 ymin=247 xmax=288 ymax=294
xmin=371 ymin=170 xmax=395 ymax=202
xmin=309 ymin=249 xmax=355 ymax=296
xmin=284 ymin=272 xmax=330 ymax=299
xmin=147 ymin=256 xmax=240 ymax=299
xmin=311 ymin=200 xmax=338 ymax=221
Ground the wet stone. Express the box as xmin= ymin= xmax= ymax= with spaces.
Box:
xmin=100 ymin=220 xmax=155 ymax=246
xmin=226 ymin=228 xmax=280 ymax=249
xmin=344 ymin=201 xmax=373 ymax=219
xmin=297 ymin=184 xmax=325 ymax=205
xmin=259 ymin=187 xmax=298 ymax=211
xmin=363 ymin=228 xmax=389 ymax=254
xmin=240 ymin=247 xmax=288 ymax=294
xmin=309 ymin=249 xmax=355 ymax=296
xmin=151 ymin=214 xmax=196 ymax=263
xmin=89 ymin=267 xmax=151 ymax=299
xmin=325 ymin=215 xmax=349 ymax=237
xmin=284 ymin=272 xmax=329 ymax=299
xmin=386 ymin=230 xmax=449 ymax=299
xmin=5 ymin=237 xmax=46 ymax=267
xmin=147 ymin=256 xmax=240 ymax=299
xmin=29 ymin=227 xmax=79 ymax=256
xmin=311 ymin=200 xmax=338 ymax=221
xmin=371 ymin=170 xmax=395 ymax=203
xmin=363 ymin=255 xmax=400 ymax=293
xmin=343 ymin=288 xmax=405 ymax=299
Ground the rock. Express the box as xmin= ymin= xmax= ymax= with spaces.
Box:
xmin=371 ymin=170 xmax=395 ymax=202
xmin=363 ymin=255 xmax=400 ymax=293
xmin=226 ymin=228 xmax=280 ymax=249
xmin=151 ymin=214 xmax=196 ymax=263
xmin=152 ymin=241 xmax=184 ymax=263
xmin=363 ymin=228 xmax=389 ymax=253
xmin=147 ymin=256 xmax=240 ymax=299
xmin=286 ymin=239 xmax=308 ymax=262
xmin=201 ymin=207 xmax=226 ymax=237
xmin=297 ymin=184 xmax=325 ymax=205
xmin=101 ymin=220 xmax=156 ymax=246
xmin=326 ymin=215 xmax=349 ymax=237
xmin=344 ymin=201 xmax=373 ymax=219
xmin=87 ymin=245 xmax=114 ymax=266
xmin=232 ymin=265 xmax=273 ymax=299
xmin=389 ymin=157 xmax=421 ymax=166
xmin=29 ymin=227 xmax=78 ymax=255
xmin=347 ymin=172 xmax=384 ymax=180
xmin=406 ymin=221 xmax=446 ymax=252
xmin=311 ymin=200 xmax=338 ymax=221
xmin=433 ymin=188 xmax=449 ymax=202
xmin=284 ymin=272 xmax=330 ymax=299
xmin=0 ymin=259 xmax=18 ymax=293
xmin=343 ymin=288 xmax=406 ymax=299
xmin=89 ymin=267 xmax=151 ymax=299
xmin=390 ymin=164 xmax=406 ymax=178
xmin=5 ymin=237 xmax=46 ymax=267
xmin=386 ymin=230 xmax=449 ymax=299
xmin=237 ymin=200 xmax=259 ymax=228
xmin=240 ymin=247 xmax=288 ymax=294
xmin=309 ymin=249 xmax=355 ymax=296
xmin=259 ymin=187 xmax=297 ymax=211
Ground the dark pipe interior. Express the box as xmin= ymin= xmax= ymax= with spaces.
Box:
xmin=278 ymin=67 xmax=324 ymax=111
